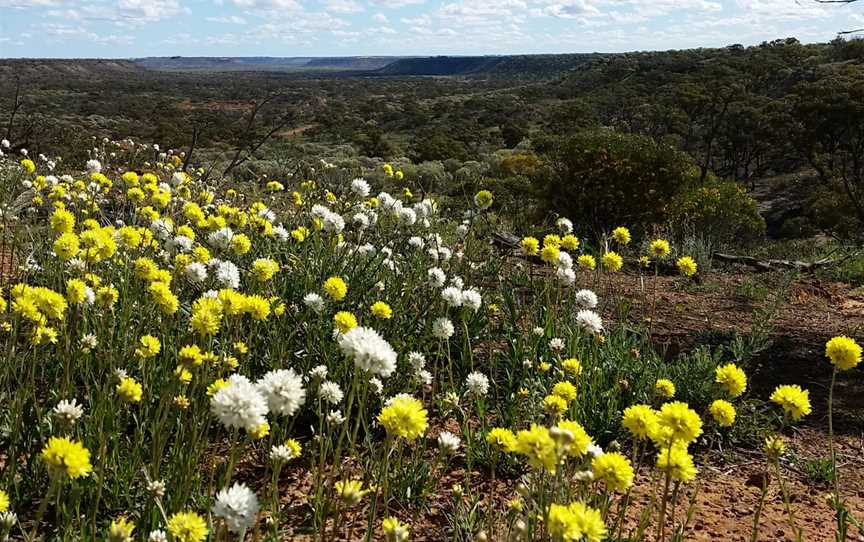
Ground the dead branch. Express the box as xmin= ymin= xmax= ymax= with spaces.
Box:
xmin=181 ymin=124 xmax=200 ymax=173
xmin=219 ymin=94 xmax=296 ymax=181
xmin=712 ymin=252 xmax=835 ymax=272
xmin=5 ymin=78 xmax=23 ymax=142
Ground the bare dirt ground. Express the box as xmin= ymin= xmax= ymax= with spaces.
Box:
xmin=607 ymin=268 xmax=864 ymax=541
xmin=234 ymin=267 xmax=864 ymax=540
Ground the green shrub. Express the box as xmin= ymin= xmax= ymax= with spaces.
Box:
xmin=669 ymin=179 xmax=766 ymax=244
xmin=536 ymin=130 xmax=697 ymax=233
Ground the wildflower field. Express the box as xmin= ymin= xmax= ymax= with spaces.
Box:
xmin=0 ymin=140 xmax=860 ymax=542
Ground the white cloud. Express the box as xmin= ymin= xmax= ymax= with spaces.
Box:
xmin=369 ymin=0 xmax=425 ymax=8
xmin=736 ymin=0 xmax=827 ymax=19
xmin=230 ymin=0 xmax=301 ymax=9
xmin=0 ymin=0 xmax=58 ymax=7
xmin=372 ymin=12 xmax=388 ymax=22
xmin=400 ymin=14 xmax=431 ymax=25
xmin=117 ymin=0 xmax=187 ymax=22
xmin=46 ymin=8 xmax=82 ymax=19
xmin=206 ymin=14 xmax=248 ymax=23
xmin=324 ymin=0 xmax=363 ymax=13
xmin=41 ymin=22 xmax=135 ymax=45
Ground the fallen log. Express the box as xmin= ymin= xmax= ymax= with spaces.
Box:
xmin=712 ymin=252 xmax=834 ymax=272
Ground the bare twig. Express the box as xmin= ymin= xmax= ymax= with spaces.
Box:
xmin=712 ymin=252 xmax=835 ymax=272
xmin=181 ymin=124 xmax=200 ymax=173
xmin=4 ymin=77 xmax=23 ymax=142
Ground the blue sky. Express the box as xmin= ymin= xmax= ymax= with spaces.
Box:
xmin=1 ymin=0 xmax=862 ymax=58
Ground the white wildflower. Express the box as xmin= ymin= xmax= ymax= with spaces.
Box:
xmin=210 ymin=374 xmax=269 ymax=432
xmin=303 ymin=293 xmax=325 ymax=313
xmin=184 ymin=262 xmax=208 ymax=284
xmin=465 ymin=372 xmax=490 ymax=397
xmin=437 ymin=431 xmax=461 ymax=455
xmin=318 ymin=381 xmax=344 ymax=404
xmin=213 ymin=483 xmax=260 ymax=534
xmin=441 ymin=286 xmax=463 ymax=308
xmin=256 ymin=369 xmax=306 ymax=417
xmin=461 ymin=288 xmax=482 ymax=312
xmin=576 ymin=310 xmax=604 ymax=335
xmin=427 ymin=267 xmax=446 ymax=288
xmin=53 ymin=398 xmax=84 ymax=425
xmin=351 ymin=178 xmax=371 ymax=197
xmin=337 ymin=327 xmax=397 ymax=378
xmin=432 ymin=317 xmax=455 ymax=340
xmin=574 ymin=289 xmax=598 ymax=309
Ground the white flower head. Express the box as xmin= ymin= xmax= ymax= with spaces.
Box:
xmin=257 ymin=369 xmax=306 ymax=417
xmin=272 ymin=225 xmax=289 ymax=241
xmin=427 ymin=267 xmax=446 ymax=288
xmin=587 ymin=443 xmax=604 ymax=458
xmin=148 ymin=531 xmax=167 ymax=542
xmin=270 ymin=444 xmax=299 ymax=463
xmin=397 ymin=207 xmax=417 ymax=226
xmin=351 ymin=178 xmax=371 ymax=197
xmin=322 ymin=211 xmax=345 ymax=234
xmin=53 ymin=398 xmax=84 ymax=425
xmin=86 ymin=159 xmax=102 ymax=173
xmin=81 ymin=333 xmax=98 ymax=350
xmin=353 ymin=213 xmax=370 ymax=229
xmin=0 ymin=512 xmax=16 ymax=529
xmin=437 ymin=431 xmax=461 ymax=455
xmin=556 ymin=267 xmax=576 ymax=286
xmin=461 ymin=288 xmax=482 ymax=312
xmin=432 ymin=317 xmax=454 ymax=340
xmin=213 ymin=482 xmax=260 ymax=534
xmin=414 ymin=369 xmax=433 ymax=386
xmin=150 ymin=219 xmax=173 ymax=241
xmin=576 ymin=310 xmax=604 ymax=335
xmin=184 ymin=262 xmax=208 ymax=284
xmin=319 ymin=381 xmax=344 ymax=404
xmin=556 ymin=217 xmax=573 ymax=234
xmin=556 ymin=251 xmax=573 ymax=270
xmin=207 ymin=227 xmax=234 ymax=250
xmin=147 ymin=480 xmax=166 ymax=498
xmin=407 ymin=352 xmax=426 ymax=372
xmin=549 ymin=337 xmax=566 ymax=352
xmin=465 ymin=372 xmax=490 ymax=397
xmin=369 ymin=377 xmax=384 ymax=395
xmin=357 ymin=243 xmax=376 ymax=258
xmin=309 ymin=365 xmax=328 ymax=380
xmin=574 ymin=289 xmax=598 ymax=309
xmin=303 ymin=293 xmax=325 ymax=313
xmin=171 ymin=172 xmax=186 ymax=186
xmin=337 ymin=327 xmax=397 ymax=378
xmin=210 ymin=374 xmax=269 ymax=432
xmin=214 ymin=260 xmax=240 ymax=289
xmin=327 ymin=410 xmax=346 ymax=425
xmin=441 ymin=286 xmax=463 ymax=308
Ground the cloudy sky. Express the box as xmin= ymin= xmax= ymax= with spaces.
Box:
xmin=0 ymin=0 xmax=861 ymax=58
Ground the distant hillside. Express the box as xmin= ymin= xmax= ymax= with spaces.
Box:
xmin=133 ymin=57 xmax=312 ymax=72
xmin=133 ymin=56 xmax=404 ymax=72
xmin=303 ymin=57 xmax=406 ymax=70
xmin=124 ymin=55 xmax=597 ymax=77
xmin=0 ymin=59 xmax=145 ymax=81
xmin=372 ymin=54 xmax=602 ymax=78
